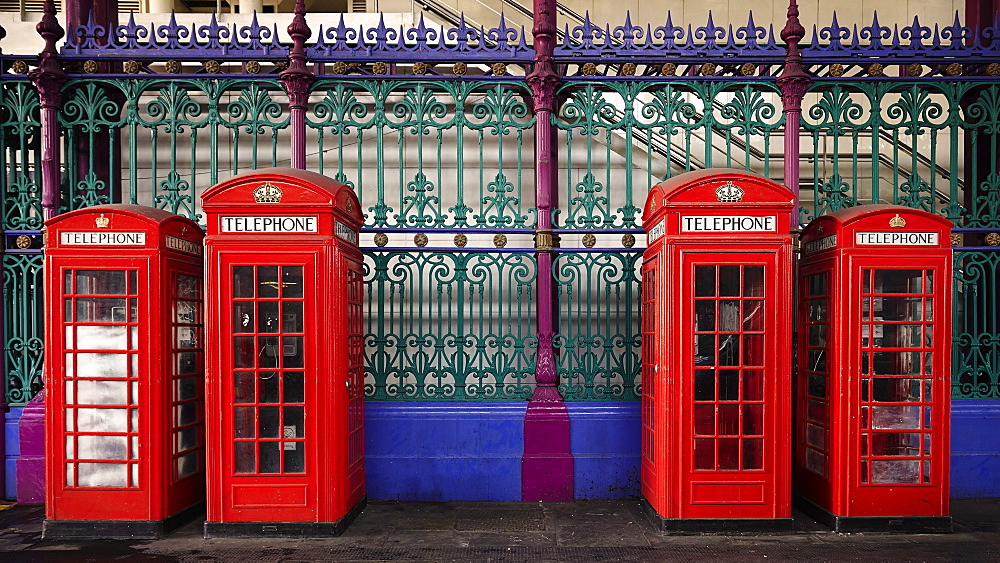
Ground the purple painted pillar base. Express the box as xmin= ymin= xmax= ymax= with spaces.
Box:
xmin=16 ymin=390 xmax=45 ymax=504
xmin=522 ymin=401 xmax=573 ymax=501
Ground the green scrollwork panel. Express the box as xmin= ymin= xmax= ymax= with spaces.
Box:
xmin=953 ymin=251 xmax=1000 ymax=399
xmin=308 ymin=80 xmax=535 ymax=230
xmin=555 ymin=80 xmax=783 ymax=230
xmin=3 ymin=253 xmax=44 ymax=405
xmin=801 ymin=81 xmax=971 ymax=224
xmin=364 ymin=251 xmax=536 ymax=400
xmin=555 ymin=251 xmax=642 ymax=401
xmin=1 ymin=81 xmax=43 ymax=230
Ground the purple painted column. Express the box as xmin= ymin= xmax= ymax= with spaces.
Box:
xmin=522 ymin=0 xmax=573 ymax=501
xmin=30 ymin=0 xmax=67 ymax=221
xmin=15 ymin=0 xmax=66 ymax=504
xmin=16 ymin=391 xmax=45 ymax=503
xmin=777 ymin=0 xmax=811 ymax=228
xmin=279 ymin=0 xmax=314 ymax=170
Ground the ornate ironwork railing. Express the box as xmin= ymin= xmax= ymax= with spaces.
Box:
xmin=1 ymin=8 xmax=998 ymax=403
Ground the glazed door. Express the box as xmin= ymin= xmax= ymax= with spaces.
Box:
xmin=52 ymin=261 xmax=148 ymax=518
xmin=220 ymin=256 xmax=316 ymax=521
xmin=681 ymin=253 xmax=785 ymax=518
xmin=848 ymin=259 xmax=949 ymax=514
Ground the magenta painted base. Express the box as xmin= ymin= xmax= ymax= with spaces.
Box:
xmin=522 ymin=400 xmax=574 ymax=501
xmin=17 ymin=390 xmax=45 ymax=504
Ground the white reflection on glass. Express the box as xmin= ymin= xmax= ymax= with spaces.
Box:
xmin=74 ymin=380 xmax=128 ymax=404
xmin=78 ymin=435 xmax=127 ymax=459
xmin=73 ymin=353 xmax=128 ymax=378
xmin=75 ymin=326 xmax=128 ymax=350
xmin=77 ymin=462 xmax=128 ymax=487
xmin=76 ymin=408 xmax=128 ymax=433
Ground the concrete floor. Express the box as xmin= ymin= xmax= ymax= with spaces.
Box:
xmin=1 ymin=498 xmax=998 ymax=561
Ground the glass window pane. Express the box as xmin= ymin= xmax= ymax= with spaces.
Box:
xmin=719 ymin=300 xmax=740 ymax=332
xmin=76 ymin=271 xmax=127 ymax=295
xmin=78 ymin=435 xmax=128 ymax=460
xmin=258 ymin=266 xmax=279 ymax=298
xmin=694 ymin=438 xmax=715 ymax=470
xmin=743 ymin=266 xmax=764 ymax=297
xmin=805 ymin=423 xmax=825 ymax=449
xmin=742 ymin=334 xmax=763 ymax=367
xmin=75 ymin=380 xmax=128 ymax=405
xmin=233 ymin=302 xmax=254 ymax=334
xmin=283 ymin=301 xmax=303 ymax=333
xmin=807 ymin=374 xmax=828 ymax=399
xmin=872 ymin=459 xmax=920 ymax=484
xmin=74 ymin=353 xmax=129 ymax=378
xmin=283 ymin=445 xmax=305 ymax=473
xmin=176 ymin=301 xmax=198 ymax=324
xmin=718 ymin=335 xmax=739 ymax=366
xmin=875 ymin=270 xmax=924 ymax=294
xmin=808 ymin=325 xmax=826 ymax=347
xmin=743 ymin=404 xmax=763 ymax=435
xmin=233 ymin=266 xmax=255 ymax=298
xmin=694 ymin=370 xmax=715 ymax=401
xmin=175 ymin=376 xmax=198 ymax=401
xmin=283 ymin=372 xmax=305 ymax=403
xmin=258 ymin=372 xmax=280 ymax=403
xmin=718 ymin=438 xmax=739 ymax=470
xmin=176 ymin=351 xmax=197 ymax=374
xmin=695 ymin=301 xmax=715 ymax=331
xmin=871 ymin=405 xmax=921 ymax=429
xmin=76 ymin=408 xmax=128 ymax=433
xmin=77 ymin=462 xmax=128 ymax=487
xmin=282 ymin=337 xmax=304 ymax=368
xmin=695 ymin=335 xmax=716 ymax=366
xmin=76 ymin=326 xmax=128 ymax=350
xmin=719 ymin=265 xmax=740 ymax=296
xmin=742 ymin=438 xmax=763 ymax=470
xmin=694 ymin=404 xmax=715 ymax=435
xmin=808 ymin=273 xmax=827 ymax=297
xmin=258 ymin=301 xmax=280 ymax=333
xmin=235 ymin=442 xmax=255 ymax=473
xmin=283 ymin=406 xmax=304 ymax=438
xmin=743 ymin=300 xmax=764 ymax=331
xmin=259 ymin=406 xmax=280 ymax=438
xmin=234 ymin=407 xmax=255 ymax=438
xmin=872 ymin=432 xmax=921 ymax=456
xmin=694 ymin=265 xmax=716 ymax=297
xmin=743 ymin=370 xmax=764 ymax=401
xmin=807 ymin=299 xmax=827 ymax=322
xmin=233 ymin=337 xmax=256 ymax=369
xmin=282 ymin=266 xmax=304 ymax=298
xmin=717 ymin=404 xmax=740 ymax=435
xmin=76 ymin=298 xmax=128 ymax=323
xmin=719 ymin=370 xmax=739 ymax=401
xmin=872 ymin=378 xmax=921 ymax=402
xmin=259 ymin=441 xmax=280 ymax=473
xmin=177 ymin=451 xmax=199 ymax=479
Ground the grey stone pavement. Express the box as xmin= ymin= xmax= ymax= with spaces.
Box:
xmin=1 ymin=498 xmax=999 ymax=562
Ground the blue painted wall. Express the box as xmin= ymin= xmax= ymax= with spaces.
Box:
xmin=365 ymin=402 xmax=526 ymax=501
xmin=567 ymin=402 xmax=641 ymax=499
xmin=951 ymin=400 xmax=1000 ymax=498
xmin=4 ymin=407 xmax=23 ymax=499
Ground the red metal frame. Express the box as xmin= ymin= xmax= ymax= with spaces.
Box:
xmin=796 ymin=205 xmax=952 ymax=524
xmin=202 ymin=168 xmax=364 ymax=532
xmin=641 ymin=170 xmax=794 ymax=526
xmin=43 ymin=205 xmax=205 ymax=530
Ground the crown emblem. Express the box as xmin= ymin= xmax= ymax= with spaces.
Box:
xmin=95 ymin=214 xmax=110 ymax=228
xmin=253 ymin=182 xmax=282 ymax=203
xmin=715 ymin=181 xmax=744 ymax=203
xmin=889 ymin=214 xmax=906 ymax=228
xmin=345 ymin=198 xmax=353 ymax=214
xmin=816 ymin=224 xmax=824 ymax=236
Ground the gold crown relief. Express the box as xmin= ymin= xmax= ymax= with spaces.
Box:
xmin=889 ymin=214 xmax=906 ymax=228
xmin=253 ymin=182 xmax=283 ymax=203
xmin=715 ymin=181 xmax=745 ymax=203
xmin=95 ymin=214 xmax=110 ymax=228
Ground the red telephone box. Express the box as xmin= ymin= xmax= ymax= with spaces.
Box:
xmin=795 ymin=205 xmax=952 ymax=533
xmin=201 ymin=168 xmax=365 ymax=536
xmin=641 ymin=169 xmax=794 ymax=532
xmin=42 ymin=205 xmax=205 ymax=539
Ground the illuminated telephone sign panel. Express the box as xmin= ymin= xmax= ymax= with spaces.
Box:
xmin=43 ymin=205 xmax=205 ymax=539
xmin=201 ymin=168 xmax=365 ymax=537
xmin=795 ymin=205 xmax=952 ymax=533
xmin=641 ymin=169 xmax=794 ymax=532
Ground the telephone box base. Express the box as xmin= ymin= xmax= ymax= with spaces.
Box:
xmin=641 ymin=497 xmax=794 ymax=534
xmin=42 ymin=502 xmax=205 ymax=540
xmin=203 ymin=496 xmax=367 ymax=538
xmin=794 ymin=495 xmax=953 ymax=534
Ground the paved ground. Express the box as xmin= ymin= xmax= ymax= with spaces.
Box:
xmin=1 ymin=498 xmax=998 ymax=561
